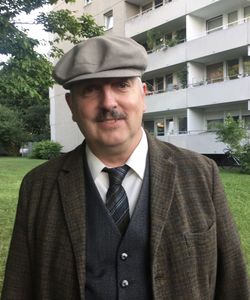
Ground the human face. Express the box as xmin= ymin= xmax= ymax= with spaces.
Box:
xmin=66 ymin=77 xmax=147 ymax=158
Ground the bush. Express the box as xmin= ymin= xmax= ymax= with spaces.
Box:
xmin=30 ymin=140 xmax=62 ymax=160
xmin=239 ymin=144 xmax=250 ymax=174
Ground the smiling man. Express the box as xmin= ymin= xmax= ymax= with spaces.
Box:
xmin=2 ymin=36 xmax=249 ymax=300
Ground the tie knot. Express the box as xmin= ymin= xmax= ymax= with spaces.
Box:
xmin=103 ymin=165 xmax=129 ymax=185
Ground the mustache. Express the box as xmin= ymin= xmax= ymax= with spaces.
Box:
xmin=95 ymin=108 xmax=127 ymax=122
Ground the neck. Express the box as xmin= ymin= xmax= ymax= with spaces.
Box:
xmin=86 ymin=133 xmax=143 ymax=168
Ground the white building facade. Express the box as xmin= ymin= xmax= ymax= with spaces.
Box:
xmin=50 ymin=0 xmax=250 ymax=155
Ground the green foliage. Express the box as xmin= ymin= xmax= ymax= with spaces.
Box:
xmin=37 ymin=11 xmax=104 ymax=57
xmin=216 ymin=115 xmax=247 ymax=151
xmin=0 ymin=104 xmax=27 ymax=155
xmin=0 ymin=0 xmax=103 ymax=149
xmin=176 ymin=65 xmax=188 ymax=88
xmin=216 ymin=115 xmax=250 ymax=174
xmin=30 ymin=140 xmax=62 ymax=159
xmin=238 ymin=144 xmax=250 ymax=174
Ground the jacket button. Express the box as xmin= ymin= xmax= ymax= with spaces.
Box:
xmin=121 ymin=279 xmax=129 ymax=288
xmin=120 ymin=252 xmax=128 ymax=261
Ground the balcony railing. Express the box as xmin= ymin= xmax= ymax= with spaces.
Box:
xmin=145 ymin=72 xmax=250 ymax=96
xmin=127 ymin=0 xmax=175 ymax=22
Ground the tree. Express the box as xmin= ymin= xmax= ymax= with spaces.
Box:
xmin=0 ymin=0 xmax=104 ymax=153
xmin=0 ymin=104 xmax=27 ymax=155
xmin=216 ymin=115 xmax=250 ymax=174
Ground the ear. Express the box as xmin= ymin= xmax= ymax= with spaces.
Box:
xmin=142 ymin=83 xmax=147 ymax=112
xmin=65 ymin=92 xmax=76 ymax=122
xmin=142 ymin=82 xmax=148 ymax=96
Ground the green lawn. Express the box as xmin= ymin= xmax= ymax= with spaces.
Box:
xmin=0 ymin=158 xmax=249 ymax=294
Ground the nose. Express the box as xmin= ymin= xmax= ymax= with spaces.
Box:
xmin=100 ymin=84 xmax=117 ymax=109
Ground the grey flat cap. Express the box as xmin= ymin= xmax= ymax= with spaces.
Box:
xmin=53 ymin=35 xmax=148 ymax=89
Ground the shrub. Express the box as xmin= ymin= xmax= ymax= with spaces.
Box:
xmin=30 ymin=140 xmax=62 ymax=160
xmin=239 ymin=144 xmax=250 ymax=174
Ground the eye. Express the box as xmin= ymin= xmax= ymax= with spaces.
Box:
xmin=114 ymin=79 xmax=131 ymax=90
xmin=82 ymin=84 xmax=100 ymax=96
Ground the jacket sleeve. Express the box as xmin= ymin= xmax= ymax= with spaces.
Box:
xmin=1 ymin=177 xmax=33 ymax=299
xmin=211 ymin=160 xmax=250 ymax=299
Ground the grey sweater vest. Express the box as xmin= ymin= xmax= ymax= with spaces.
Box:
xmin=84 ymin=159 xmax=152 ymax=300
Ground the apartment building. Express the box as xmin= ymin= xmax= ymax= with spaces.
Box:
xmin=50 ymin=0 xmax=250 ymax=155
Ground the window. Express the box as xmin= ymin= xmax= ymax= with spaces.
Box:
xmin=175 ymin=28 xmax=186 ymax=43
xmin=228 ymin=11 xmax=238 ymax=27
xmin=244 ymin=6 xmax=250 ymax=19
xmin=206 ymin=62 xmax=223 ymax=84
xmin=155 ymin=0 xmax=163 ymax=9
xmin=155 ymin=77 xmax=164 ymax=92
xmin=84 ymin=0 xmax=92 ymax=5
xmin=243 ymin=56 xmax=250 ymax=76
xmin=143 ymin=120 xmax=154 ymax=135
xmin=145 ymin=79 xmax=154 ymax=94
xmin=242 ymin=115 xmax=250 ymax=130
xmin=206 ymin=15 xmax=223 ymax=34
xmin=104 ymin=10 xmax=113 ymax=30
xmin=142 ymin=2 xmax=152 ymax=13
xmin=227 ymin=59 xmax=239 ymax=80
xmin=178 ymin=117 xmax=187 ymax=134
xmin=166 ymin=74 xmax=173 ymax=91
xmin=156 ymin=120 xmax=165 ymax=136
xmin=207 ymin=119 xmax=223 ymax=131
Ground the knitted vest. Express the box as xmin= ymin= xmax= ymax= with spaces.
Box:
xmin=84 ymin=159 xmax=151 ymax=300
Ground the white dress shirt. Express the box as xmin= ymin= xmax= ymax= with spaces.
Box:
xmin=85 ymin=129 xmax=148 ymax=216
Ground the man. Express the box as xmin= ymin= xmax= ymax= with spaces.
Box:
xmin=1 ymin=36 xmax=249 ymax=299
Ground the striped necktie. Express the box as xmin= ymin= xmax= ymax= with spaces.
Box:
xmin=103 ymin=165 xmax=130 ymax=235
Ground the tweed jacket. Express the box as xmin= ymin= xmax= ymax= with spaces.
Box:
xmin=1 ymin=134 xmax=249 ymax=299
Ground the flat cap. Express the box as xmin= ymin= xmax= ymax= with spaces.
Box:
xmin=53 ymin=35 xmax=148 ymax=89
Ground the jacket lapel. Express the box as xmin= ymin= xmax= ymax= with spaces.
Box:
xmin=58 ymin=145 xmax=86 ymax=299
xmin=147 ymin=135 xmax=176 ymax=265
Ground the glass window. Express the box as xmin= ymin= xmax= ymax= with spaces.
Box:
xmin=155 ymin=77 xmax=164 ymax=92
xmin=178 ymin=117 xmax=187 ymax=134
xmin=104 ymin=10 xmax=113 ymax=30
xmin=243 ymin=57 xmax=250 ymax=75
xmin=155 ymin=0 xmax=163 ymax=9
xmin=228 ymin=11 xmax=238 ymax=26
xmin=145 ymin=79 xmax=154 ymax=94
xmin=227 ymin=59 xmax=239 ymax=80
xmin=176 ymin=28 xmax=186 ymax=43
xmin=244 ymin=6 xmax=250 ymax=19
xmin=142 ymin=2 xmax=152 ymax=13
xmin=207 ymin=119 xmax=223 ymax=131
xmin=242 ymin=115 xmax=250 ymax=130
xmin=143 ymin=120 xmax=154 ymax=135
xmin=84 ymin=0 xmax=92 ymax=5
xmin=166 ymin=74 xmax=173 ymax=91
xmin=206 ymin=15 xmax=223 ymax=34
xmin=156 ymin=120 xmax=165 ymax=136
xmin=206 ymin=62 xmax=223 ymax=84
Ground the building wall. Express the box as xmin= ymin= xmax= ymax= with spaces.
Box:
xmin=50 ymin=0 xmax=250 ymax=153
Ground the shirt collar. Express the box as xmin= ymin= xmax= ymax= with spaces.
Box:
xmin=85 ymin=128 xmax=148 ymax=181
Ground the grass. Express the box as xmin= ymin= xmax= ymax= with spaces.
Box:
xmin=219 ymin=168 xmax=250 ymax=275
xmin=0 ymin=158 xmax=249 ymax=294
xmin=0 ymin=157 xmax=46 ymax=293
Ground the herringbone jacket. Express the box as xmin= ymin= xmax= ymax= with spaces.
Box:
xmin=1 ymin=134 xmax=249 ymax=299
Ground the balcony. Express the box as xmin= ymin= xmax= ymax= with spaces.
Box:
xmin=186 ymin=20 xmax=250 ymax=62
xmin=146 ymin=42 xmax=186 ymax=73
xmin=144 ymin=75 xmax=250 ymax=114
xmin=187 ymin=76 xmax=250 ymax=108
xmin=157 ymin=132 xmax=226 ymax=154
xmin=144 ymin=20 xmax=250 ymax=74
xmin=125 ymin=0 xmax=186 ymax=37
xmin=145 ymin=89 xmax=187 ymax=113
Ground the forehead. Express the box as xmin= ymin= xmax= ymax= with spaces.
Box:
xmin=71 ymin=77 xmax=137 ymax=88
